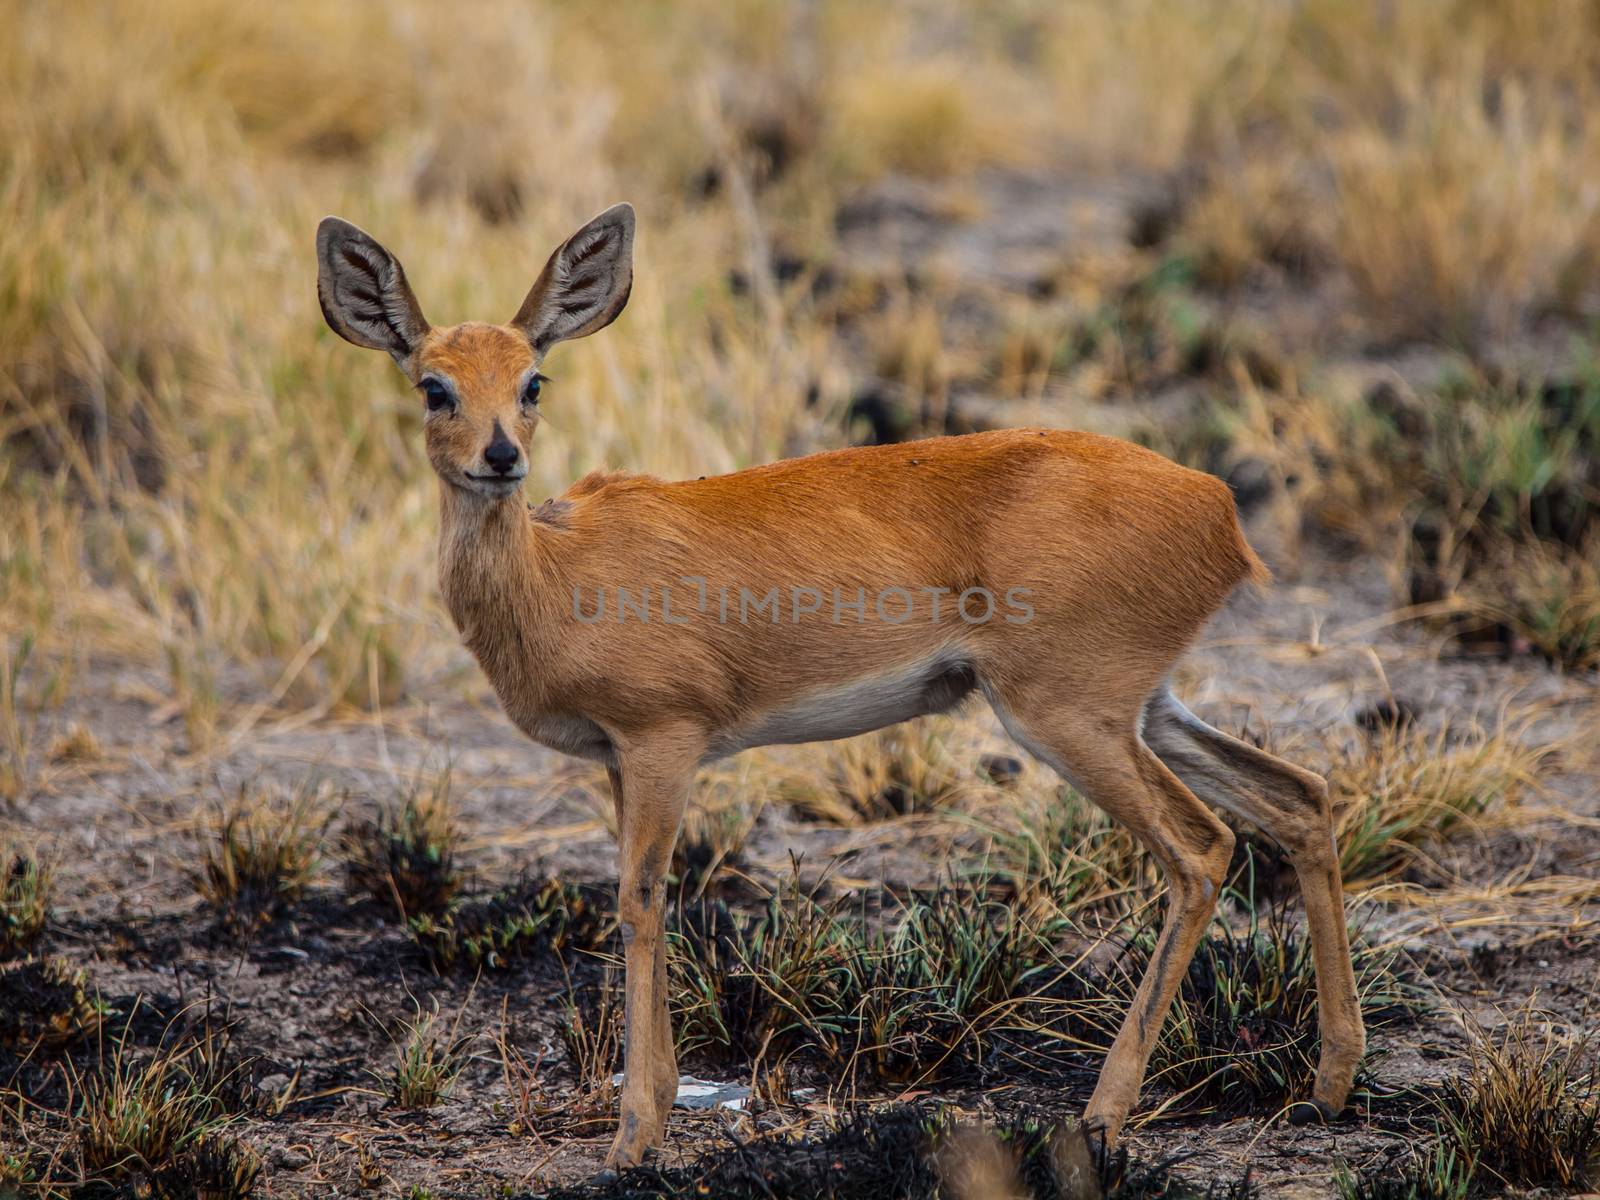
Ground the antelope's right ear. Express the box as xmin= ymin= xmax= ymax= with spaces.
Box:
xmin=315 ymin=217 xmax=430 ymax=362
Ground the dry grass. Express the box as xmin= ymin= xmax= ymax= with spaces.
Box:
xmin=1439 ymin=1006 xmax=1600 ymax=1192
xmin=44 ymin=722 xmax=99 ymax=766
xmin=1180 ymin=160 xmax=1329 ymax=291
xmin=1315 ymin=4 xmax=1600 ymax=344
xmin=674 ymin=767 xmax=767 ymax=897
xmin=1210 ymin=337 xmax=1600 ymax=629
xmin=498 ymin=973 xmax=626 ymax=1140
xmin=0 ymin=955 xmax=104 ymax=1050
xmin=0 ymin=0 xmax=834 ymax=734
xmin=1328 ymin=717 xmax=1549 ymax=890
xmin=1211 ymin=708 xmax=1553 ymax=895
xmin=410 ymin=875 xmax=612 ymax=974
xmin=1162 ymin=2 xmax=1600 ymax=343
xmin=589 ymin=760 xmax=770 ymax=896
xmin=780 ymin=722 xmax=969 ymax=825
xmin=557 ymin=976 xmax=625 ymax=1117
xmin=1143 ymin=902 xmax=1419 ymax=1114
xmin=1210 ymin=372 xmax=1385 ymax=567
xmin=667 ymin=867 xmax=1110 ymax=1090
xmin=831 ymin=61 xmax=995 ymax=180
xmin=977 ymin=784 xmax=1150 ymax=924
xmin=64 ymin=1008 xmax=259 ymax=1195
xmin=0 ymin=637 xmax=38 ymax=807
xmin=1463 ymin=536 xmax=1600 ymax=671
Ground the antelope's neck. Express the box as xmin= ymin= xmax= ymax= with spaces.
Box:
xmin=436 ymin=484 xmax=555 ymax=672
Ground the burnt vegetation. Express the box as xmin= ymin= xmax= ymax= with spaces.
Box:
xmin=540 ymin=1105 xmax=1258 ymax=1200
xmin=342 ymin=769 xmax=464 ymax=920
xmin=192 ymin=784 xmax=330 ymax=939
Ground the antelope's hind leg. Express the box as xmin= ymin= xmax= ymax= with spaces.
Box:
xmin=991 ymin=689 xmax=1235 ymax=1147
xmin=1141 ymin=689 xmax=1365 ymax=1122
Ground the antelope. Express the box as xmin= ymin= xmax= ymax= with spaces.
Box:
xmin=315 ymin=204 xmax=1364 ymax=1168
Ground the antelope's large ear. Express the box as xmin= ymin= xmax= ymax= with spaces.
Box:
xmin=511 ymin=203 xmax=634 ymax=351
xmin=316 ymin=217 xmax=430 ymax=361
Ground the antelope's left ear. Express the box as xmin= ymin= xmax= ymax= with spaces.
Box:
xmin=511 ymin=203 xmax=635 ymax=351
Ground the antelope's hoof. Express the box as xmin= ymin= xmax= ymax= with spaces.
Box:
xmin=603 ymin=1112 xmax=657 ymax=1170
xmin=601 ymin=1147 xmax=648 ymax=1172
xmin=1286 ymin=1098 xmax=1341 ymax=1127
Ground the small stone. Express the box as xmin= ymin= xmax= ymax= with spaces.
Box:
xmin=978 ymin=753 xmax=1024 ymax=787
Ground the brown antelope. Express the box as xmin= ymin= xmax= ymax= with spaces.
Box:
xmin=316 ymin=204 xmax=1364 ymax=1168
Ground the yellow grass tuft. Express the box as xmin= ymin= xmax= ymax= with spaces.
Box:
xmin=779 ymin=721 xmax=968 ymax=825
xmin=1329 ymin=717 xmax=1551 ymax=889
xmin=831 ymin=62 xmax=989 ymax=180
xmin=1440 ymin=1005 xmax=1600 ymax=1192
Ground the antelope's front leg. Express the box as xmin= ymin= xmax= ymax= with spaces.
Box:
xmin=604 ymin=734 xmax=696 ymax=1170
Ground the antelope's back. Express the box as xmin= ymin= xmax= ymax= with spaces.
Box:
xmin=664 ymin=427 xmax=1257 ymax=603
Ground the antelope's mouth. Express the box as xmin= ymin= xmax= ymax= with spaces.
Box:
xmin=464 ymin=472 xmax=527 ymax=493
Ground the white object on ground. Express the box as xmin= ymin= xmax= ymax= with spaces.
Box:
xmin=609 ymin=1073 xmax=751 ymax=1111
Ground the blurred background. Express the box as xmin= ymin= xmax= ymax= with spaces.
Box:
xmin=3 ymin=0 xmax=1598 ymax=750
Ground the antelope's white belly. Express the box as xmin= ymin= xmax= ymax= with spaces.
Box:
xmin=705 ymin=653 xmax=978 ymax=762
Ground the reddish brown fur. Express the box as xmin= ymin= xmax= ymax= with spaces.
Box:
xmin=316 ymin=208 xmax=1362 ymax=1171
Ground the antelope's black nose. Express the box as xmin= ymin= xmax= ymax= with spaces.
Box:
xmin=484 ymin=426 xmax=521 ymax=475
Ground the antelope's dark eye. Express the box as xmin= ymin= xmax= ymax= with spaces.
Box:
xmin=521 ymin=374 xmax=543 ymax=408
xmin=421 ymin=379 xmax=453 ymax=413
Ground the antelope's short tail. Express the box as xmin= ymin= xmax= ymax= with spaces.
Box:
xmin=1233 ymin=518 xmax=1273 ymax=591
